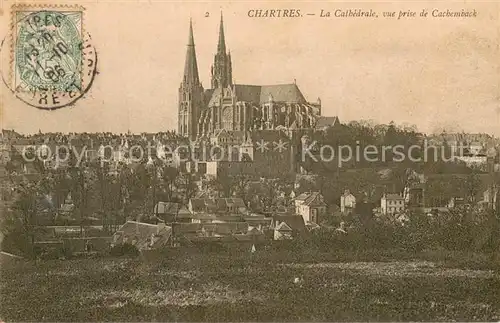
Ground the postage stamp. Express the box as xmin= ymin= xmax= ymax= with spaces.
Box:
xmin=5 ymin=4 xmax=97 ymax=110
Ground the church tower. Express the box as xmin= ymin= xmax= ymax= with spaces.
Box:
xmin=210 ymin=13 xmax=232 ymax=89
xmin=178 ymin=19 xmax=204 ymax=139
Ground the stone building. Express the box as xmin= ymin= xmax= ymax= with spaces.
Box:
xmin=178 ymin=14 xmax=321 ymax=139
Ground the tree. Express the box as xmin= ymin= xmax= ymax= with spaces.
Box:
xmin=69 ymin=167 xmax=93 ymax=234
xmin=160 ymin=166 xmax=179 ymax=202
xmin=117 ymin=164 xmax=134 ymax=221
xmin=1 ymin=181 xmax=45 ymax=257
xmin=129 ymin=163 xmax=152 ymax=220
xmin=232 ymin=174 xmax=252 ymax=202
xmin=259 ymin=178 xmax=285 ymax=212
xmin=207 ymin=172 xmax=234 ymax=198
xmin=206 ymin=171 xmax=252 ymax=201
xmin=463 ymin=170 xmax=481 ymax=204
xmin=176 ymin=173 xmax=198 ymax=206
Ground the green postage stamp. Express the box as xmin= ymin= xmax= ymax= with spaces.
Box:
xmin=8 ymin=4 xmax=96 ymax=110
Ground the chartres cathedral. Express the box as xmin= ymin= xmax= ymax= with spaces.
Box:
xmin=178 ymin=15 xmax=322 ymax=139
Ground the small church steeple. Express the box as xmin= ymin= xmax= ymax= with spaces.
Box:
xmin=211 ymin=12 xmax=232 ymax=89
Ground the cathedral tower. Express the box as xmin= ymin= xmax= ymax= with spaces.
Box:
xmin=178 ymin=19 xmax=204 ymax=139
xmin=210 ymin=13 xmax=232 ymax=89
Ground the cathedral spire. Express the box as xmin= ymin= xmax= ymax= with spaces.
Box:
xmin=217 ymin=12 xmax=226 ymax=55
xmin=179 ymin=19 xmax=203 ymax=139
xmin=183 ymin=18 xmax=200 ymax=84
xmin=211 ymin=12 xmax=232 ymax=89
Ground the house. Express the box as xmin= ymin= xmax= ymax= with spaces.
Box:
xmin=381 ymin=193 xmax=406 ymax=215
xmin=209 ymin=129 xmax=247 ymax=146
xmin=294 ymin=192 xmax=327 ymax=224
xmin=273 ymin=221 xmax=293 ymax=240
xmin=404 ymin=183 xmax=425 ymax=207
xmin=188 ymin=197 xmax=247 ymax=215
xmin=234 ymin=227 xmax=266 ymax=243
xmin=190 ymin=214 xmax=243 ymax=224
xmin=33 ymin=225 xmax=112 ymax=255
xmin=243 ymin=213 xmax=273 ymax=231
xmin=172 ymin=221 xmax=256 ymax=246
xmin=112 ymin=221 xmax=172 ymax=251
xmin=468 ymin=141 xmax=485 ymax=155
xmin=455 ymin=155 xmax=488 ymax=168
xmin=154 ymin=202 xmax=190 ymax=222
xmin=271 ymin=214 xmax=307 ymax=240
xmin=315 ymin=116 xmax=341 ymax=131
xmin=340 ymin=189 xmax=356 ymax=214
xmin=58 ymin=193 xmax=74 ymax=217
xmin=198 ymin=222 xmax=248 ymax=237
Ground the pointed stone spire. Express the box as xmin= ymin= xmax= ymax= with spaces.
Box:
xmin=211 ymin=12 xmax=232 ymax=89
xmin=217 ymin=12 xmax=226 ymax=54
xmin=183 ymin=18 xmax=200 ymax=85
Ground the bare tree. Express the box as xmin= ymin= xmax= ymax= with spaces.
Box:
xmin=176 ymin=173 xmax=198 ymax=207
xmin=463 ymin=171 xmax=481 ymax=204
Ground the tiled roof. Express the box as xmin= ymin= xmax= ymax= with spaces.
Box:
xmin=174 ymin=223 xmax=202 ymax=233
xmin=272 ymin=214 xmax=306 ymax=232
xmin=259 ymin=84 xmax=306 ymax=103
xmin=178 ymin=206 xmax=192 ymax=216
xmin=315 ymin=116 xmax=340 ymax=128
xmin=305 ymin=222 xmax=321 ymax=230
xmin=202 ymin=222 xmax=248 ymax=235
xmin=234 ymin=84 xmax=261 ymax=103
xmin=173 ymin=222 xmax=249 ymax=236
xmin=60 ymin=204 xmax=74 ymax=213
xmin=190 ymin=198 xmax=206 ymax=212
xmin=154 ymin=202 xmax=181 ymax=214
xmin=244 ymin=217 xmax=273 ymax=226
xmin=208 ymin=84 xmax=307 ymax=106
xmin=295 ymin=193 xmax=310 ymax=201
xmin=295 ymin=192 xmax=326 ymax=206
xmin=303 ymin=192 xmax=326 ymax=206
xmin=189 ymin=198 xmax=246 ymax=213
xmin=275 ymin=221 xmax=293 ymax=232
xmin=384 ymin=194 xmax=405 ymax=200
xmin=113 ymin=221 xmax=171 ymax=250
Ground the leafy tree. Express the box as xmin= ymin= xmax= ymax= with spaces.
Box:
xmin=463 ymin=170 xmax=482 ymax=203
xmin=1 ymin=181 xmax=46 ymax=257
xmin=159 ymin=166 xmax=179 ymax=201
xmin=176 ymin=173 xmax=198 ymax=206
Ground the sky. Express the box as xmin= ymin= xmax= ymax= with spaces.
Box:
xmin=0 ymin=0 xmax=499 ymax=135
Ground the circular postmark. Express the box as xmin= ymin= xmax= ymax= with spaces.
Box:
xmin=1 ymin=8 xmax=97 ymax=110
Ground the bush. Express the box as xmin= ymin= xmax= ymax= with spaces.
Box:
xmin=34 ymin=245 xmax=72 ymax=260
xmin=1 ymin=230 xmax=32 ymax=258
xmin=110 ymin=243 xmax=139 ymax=257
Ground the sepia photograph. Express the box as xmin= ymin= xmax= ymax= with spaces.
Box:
xmin=0 ymin=0 xmax=499 ymax=321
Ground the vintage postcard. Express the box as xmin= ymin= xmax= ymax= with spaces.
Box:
xmin=1 ymin=0 xmax=499 ymax=321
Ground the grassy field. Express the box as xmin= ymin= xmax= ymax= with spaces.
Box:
xmin=1 ymin=248 xmax=500 ymax=321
